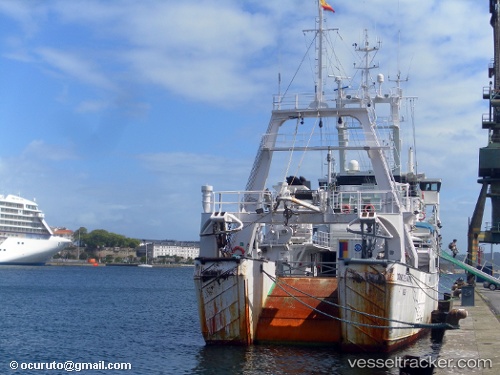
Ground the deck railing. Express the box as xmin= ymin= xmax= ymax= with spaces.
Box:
xmin=205 ymin=189 xmax=407 ymax=216
xmin=484 ymin=222 xmax=500 ymax=232
xmin=271 ymin=89 xmax=396 ymax=111
xmin=276 ymin=260 xmax=338 ymax=277
xmin=313 ymin=230 xmax=330 ymax=248
xmin=464 ymin=254 xmax=500 ymax=276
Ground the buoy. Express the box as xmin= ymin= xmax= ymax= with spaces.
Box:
xmin=363 ymin=204 xmax=375 ymax=213
xmin=93 ymin=263 xmax=98 ymax=267
xmin=231 ymin=246 xmax=245 ymax=256
xmin=341 ymin=204 xmax=351 ymax=213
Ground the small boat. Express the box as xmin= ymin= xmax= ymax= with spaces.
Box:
xmin=194 ymin=1 xmax=443 ymax=352
xmin=138 ymin=241 xmax=153 ymax=267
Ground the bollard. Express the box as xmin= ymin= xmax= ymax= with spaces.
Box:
xmin=461 ymin=285 xmax=475 ymax=306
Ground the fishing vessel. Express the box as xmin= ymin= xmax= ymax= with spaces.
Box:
xmin=194 ymin=1 xmax=442 ymax=352
xmin=0 ymin=194 xmax=71 ymax=265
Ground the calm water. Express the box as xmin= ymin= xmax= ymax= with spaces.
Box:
xmin=0 ymin=266 xmax=463 ymax=374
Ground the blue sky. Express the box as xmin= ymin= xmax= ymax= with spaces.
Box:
xmin=0 ymin=0 xmax=494 ymax=249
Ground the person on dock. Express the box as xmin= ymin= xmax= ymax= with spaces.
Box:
xmin=452 ymin=277 xmax=465 ymax=297
xmin=448 ymin=239 xmax=458 ymax=258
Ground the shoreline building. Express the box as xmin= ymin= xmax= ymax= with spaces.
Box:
xmin=137 ymin=240 xmax=199 ymax=260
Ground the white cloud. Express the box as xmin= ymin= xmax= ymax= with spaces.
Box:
xmin=36 ymin=47 xmax=116 ymax=91
xmin=138 ymin=152 xmax=251 ymax=189
xmin=76 ymin=100 xmax=110 ymax=113
xmin=0 ymin=0 xmax=47 ymax=36
xmin=22 ymin=140 xmax=77 ymax=161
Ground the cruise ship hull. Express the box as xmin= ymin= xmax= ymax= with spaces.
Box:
xmin=0 ymin=236 xmax=71 ymax=265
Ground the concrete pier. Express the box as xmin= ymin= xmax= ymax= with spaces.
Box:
xmin=434 ymin=289 xmax=500 ymax=374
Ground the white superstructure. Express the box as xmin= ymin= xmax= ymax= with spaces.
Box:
xmin=0 ymin=194 xmax=71 ymax=265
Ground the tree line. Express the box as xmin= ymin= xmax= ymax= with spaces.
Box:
xmin=73 ymin=227 xmax=140 ymax=250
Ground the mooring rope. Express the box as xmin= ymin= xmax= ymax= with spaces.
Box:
xmin=407 ymin=272 xmax=441 ymax=302
xmin=262 ymin=269 xmax=456 ymax=330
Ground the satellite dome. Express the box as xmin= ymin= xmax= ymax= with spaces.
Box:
xmin=348 ymin=160 xmax=360 ymax=172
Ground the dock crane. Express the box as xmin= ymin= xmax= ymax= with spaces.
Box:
xmin=467 ymin=0 xmax=500 ymax=284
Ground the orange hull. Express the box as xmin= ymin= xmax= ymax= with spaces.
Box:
xmin=255 ymin=277 xmax=341 ymax=344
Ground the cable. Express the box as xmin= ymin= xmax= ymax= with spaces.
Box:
xmin=262 ymin=269 xmax=455 ymax=330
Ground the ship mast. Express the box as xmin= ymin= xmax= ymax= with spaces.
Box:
xmin=354 ymin=29 xmax=380 ymax=102
xmin=316 ymin=3 xmax=325 ymax=106
xmin=311 ymin=1 xmax=336 ymax=108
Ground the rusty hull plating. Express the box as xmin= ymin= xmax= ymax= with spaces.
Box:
xmin=255 ymin=277 xmax=341 ymax=344
xmin=194 ymin=257 xmax=439 ymax=352
xmin=339 ymin=261 xmax=438 ymax=352
xmin=194 ymin=258 xmax=251 ymax=345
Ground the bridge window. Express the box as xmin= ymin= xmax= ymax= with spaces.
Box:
xmin=419 ymin=181 xmax=441 ymax=192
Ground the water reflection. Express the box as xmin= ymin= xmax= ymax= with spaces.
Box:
xmin=190 ymin=334 xmax=446 ymax=375
xmin=191 ymin=345 xmax=344 ymax=375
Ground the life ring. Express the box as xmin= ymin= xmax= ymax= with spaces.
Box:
xmin=418 ymin=212 xmax=426 ymax=221
xmin=231 ymin=246 xmax=245 ymax=256
xmin=341 ymin=204 xmax=351 ymax=213
xmin=363 ymin=204 xmax=375 ymax=213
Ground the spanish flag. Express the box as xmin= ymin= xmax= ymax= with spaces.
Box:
xmin=320 ymin=0 xmax=335 ymax=13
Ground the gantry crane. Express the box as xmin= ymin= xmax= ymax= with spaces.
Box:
xmin=467 ymin=0 xmax=500 ymax=282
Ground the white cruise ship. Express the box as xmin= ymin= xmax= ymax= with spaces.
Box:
xmin=0 ymin=194 xmax=71 ymax=265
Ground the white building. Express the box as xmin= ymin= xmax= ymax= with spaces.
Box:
xmin=138 ymin=241 xmax=199 ymax=260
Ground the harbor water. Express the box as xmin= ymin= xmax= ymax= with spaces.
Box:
xmin=0 ymin=266 xmax=464 ymax=374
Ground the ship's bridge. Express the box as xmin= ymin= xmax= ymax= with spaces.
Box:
xmin=419 ymin=179 xmax=441 ymax=206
